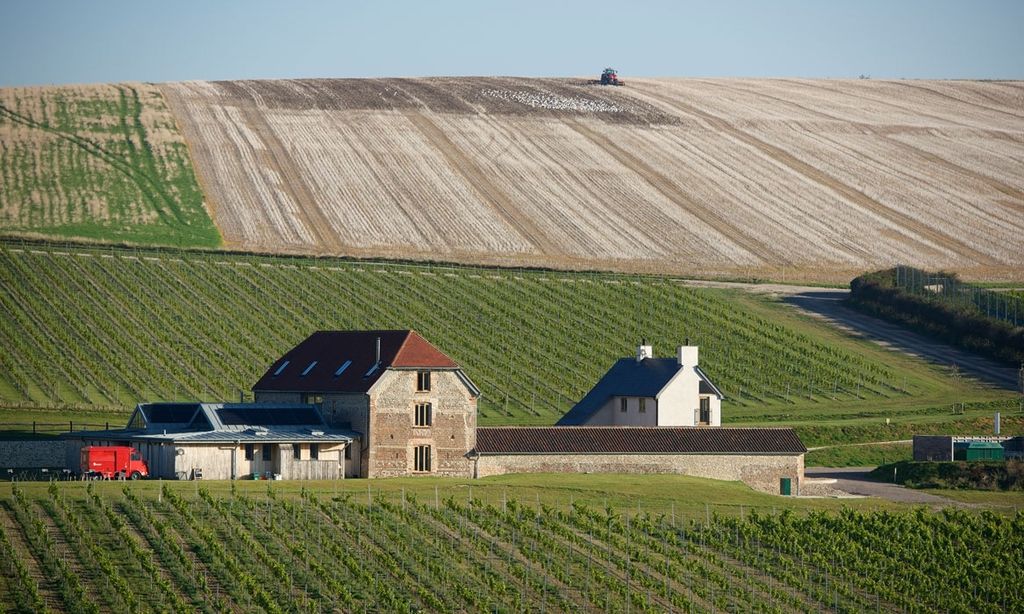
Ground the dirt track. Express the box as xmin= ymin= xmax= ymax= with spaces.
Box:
xmin=160 ymin=77 xmax=1024 ymax=281
xmin=805 ymin=467 xmax=970 ymax=505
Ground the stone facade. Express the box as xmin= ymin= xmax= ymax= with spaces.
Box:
xmin=473 ymin=452 xmax=803 ymax=495
xmin=255 ymin=369 xmax=476 ymax=478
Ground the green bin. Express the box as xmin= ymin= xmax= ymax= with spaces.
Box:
xmin=780 ymin=477 xmax=792 ymax=496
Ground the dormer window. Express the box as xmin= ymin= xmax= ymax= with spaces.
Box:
xmin=417 ymin=370 xmax=431 ymax=392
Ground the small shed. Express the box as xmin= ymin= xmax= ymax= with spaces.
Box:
xmin=957 ymin=441 xmax=1004 ymax=461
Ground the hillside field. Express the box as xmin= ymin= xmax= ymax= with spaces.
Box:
xmin=0 ymin=83 xmax=219 ymax=247
xmin=0 ymin=477 xmax=1021 ymax=613
xmin=0 ymin=239 xmax=1016 ymax=450
xmin=162 ymin=77 xmax=1024 ymax=282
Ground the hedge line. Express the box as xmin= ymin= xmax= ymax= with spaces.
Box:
xmin=848 ymin=268 xmax=1024 ymax=365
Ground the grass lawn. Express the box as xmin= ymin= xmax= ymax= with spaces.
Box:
xmin=0 ymin=472 xmax=909 ymax=521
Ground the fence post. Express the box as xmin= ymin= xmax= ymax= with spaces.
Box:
xmin=69 ymin=421 xmax=73 ymax=433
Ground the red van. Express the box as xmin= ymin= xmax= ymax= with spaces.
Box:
xmin=80 ymin=446 xmax=149 ymax=480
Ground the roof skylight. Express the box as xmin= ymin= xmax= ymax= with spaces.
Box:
xmin=301 ymin=361 xmax=318 ymax=376
xmin=334 ymin=360 xmax=352 ymax=376
xmin=272 ymin=360 xmax=290 ymax=376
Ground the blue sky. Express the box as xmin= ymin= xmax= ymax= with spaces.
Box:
xmin=1 ymin=0 xmax=1022 ymax=86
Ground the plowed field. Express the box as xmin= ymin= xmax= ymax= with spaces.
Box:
xmin=161 ymin=77 xmax=1024 ymax=281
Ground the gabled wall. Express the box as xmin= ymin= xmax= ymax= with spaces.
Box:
xmin=368 ymin=370 xmax=476 ymax=478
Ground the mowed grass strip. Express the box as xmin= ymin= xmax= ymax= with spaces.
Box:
xmin=0 ymin=83 xmax=219 ymax=248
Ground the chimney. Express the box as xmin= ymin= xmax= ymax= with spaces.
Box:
xmin=636 ymin=339 xmax=653 ymax=362
xmin=375 ymin=336 xmax=381 ymax=365
xmin=678 ymin=344 xmax=699 ymax=368
xmin=995 ymin=412 xmax=1001 ymax=436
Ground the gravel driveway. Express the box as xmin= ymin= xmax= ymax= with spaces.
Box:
xmin=805 ymin=466 xmax=967 ymax=505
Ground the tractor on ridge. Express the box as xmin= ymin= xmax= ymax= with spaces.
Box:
xmin=598 ymin=68 xmax=624 ymax=86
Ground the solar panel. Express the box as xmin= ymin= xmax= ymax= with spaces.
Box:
xmin=145 ymin=403 xmax=200 ymax=424
xmin=217 ymin=406 xmax=321 ymax=426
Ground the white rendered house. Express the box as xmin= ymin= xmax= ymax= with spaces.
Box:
xmin=558 ymin=342 xmax=723 ymax=427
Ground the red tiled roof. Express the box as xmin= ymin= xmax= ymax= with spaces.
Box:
xmin=252 ymin=330 xmax=458 ymax=393
xmin=475 ymin=426 xmax=806 ymax=455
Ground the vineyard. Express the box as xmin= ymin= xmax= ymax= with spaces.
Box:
xmin=0 ymin=481 xmax=1019 ymax=613
xmin=0 ymin=239 xmax=924 ymax=426
xmin=0 ymin=83 xmax=219 ymax=248
xmin=161 ymin=77 xmax=1024 ymax=282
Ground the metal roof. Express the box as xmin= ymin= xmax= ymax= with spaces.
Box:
xmin=64 ymin=402 xmax=356 ymax=444
xmin=475 ymin=426 xmax=806 ymax=455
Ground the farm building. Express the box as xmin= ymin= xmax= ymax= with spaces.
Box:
xmin=913 ymin=435 xmax=1013 ymax=462
xmin=472 ymin=426 xmax=806 ymax=494
xmin=557 ymin=341 xmax=723 ymax=426
xmin=63 ymin=403 xmax=358 ymax=480
xmin=61 ymin=331 xmax=806 ymax=493
xmin=252 ymin=330 xmax=480 ymax=478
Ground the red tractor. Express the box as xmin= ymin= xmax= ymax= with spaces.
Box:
xmin=599 ymin=68 xmax=624 ymax=86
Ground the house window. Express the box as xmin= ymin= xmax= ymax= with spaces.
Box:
xmin=244 ymin=443 xmax=254 ymax=461
xmin=262 ymin=444 xmax=272 ymax=461
xmin=414 ymin=445 xmax=431 ymax=472
xmin=639 ymin=398 xmax=647 ymax=413
xmin=292 ymin=443 xmax=301 ymax=459
xmin=620 ymin=398 xmax=628 ymax=413
xmin=415 ymin=402 xmax=432 ymax=427
xmin=302 ymin=393 xmax=323 ymax=405
xmin=417 ymin=371 xmax=431 ymax=392
xmin=344 ymin=444 xmax=352 ymax=460
xmin=699 ymin=397 xmax=711 ymax=425
xmin=310 ymin=443 xmax=319 ymax=460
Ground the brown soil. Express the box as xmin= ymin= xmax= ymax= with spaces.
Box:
xmin=159 ymin=77 xmax=1024 ymax=283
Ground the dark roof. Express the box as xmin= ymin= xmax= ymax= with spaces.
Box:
xmin=143 ymin=403 xmax=201 ymax=424
xmin=557 ymin=358 xmax=722 ymax=426
xmin=475 ymin=427 xmax=806 ymax=455
xmin=216 ymin=405 xmax=322 ymax=426
xmin=252 ymin=330 xmax=459 ymax=393
xmin=63 ymin=403 xmax=357 ymax=444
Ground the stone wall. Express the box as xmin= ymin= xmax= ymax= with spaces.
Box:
xmin=473 ymin=452 xmax=804 ymax=495
xmin=0 ymin=440 xmax=67 ymax=469
xmin=369 ymin=370 xmax=476 ymax=478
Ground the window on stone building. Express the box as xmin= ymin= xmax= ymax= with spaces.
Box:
xmin=262 ymin=444 xmax=272 ymax=461
xmin=302 ymin=393 xmax=323 ymax=405
xmin=244 ymin=443 xmax=254 ymax=461
xmin=292 ymin=443 xmax=301 ymax=459
xmin=310 ymin=443 xmax=319 ymax=460
xmin=620 ymin=398 xmax=627 ymax=413
xmin=414 ymin=445 xmax=431 ymax=472
xmin=417 ymin=370 xmax=431 ymax=392
xmin=639 ymin=398 xmax=647 ymax=413
xmin=415 ymin=402 xmax=432 ymax=427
